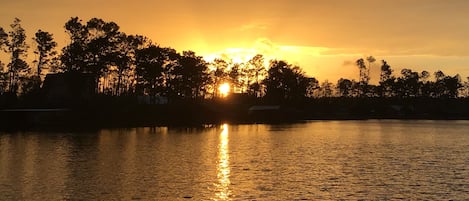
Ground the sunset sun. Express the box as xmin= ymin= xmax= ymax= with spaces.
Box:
xmin=218 ymin=83 xmax=230 ymax=97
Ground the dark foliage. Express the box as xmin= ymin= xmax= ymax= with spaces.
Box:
xmin=1 ymin=17 xmax=469 ymax=129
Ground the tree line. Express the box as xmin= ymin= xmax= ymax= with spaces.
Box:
xmin=334 ymin=57 xmax=466 ymax=99
xmin=1 ymin=17 xmax=468 ymax=103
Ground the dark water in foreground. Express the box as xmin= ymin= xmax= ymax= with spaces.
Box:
xmin=1 ymin=120 xmax=468 ymax=200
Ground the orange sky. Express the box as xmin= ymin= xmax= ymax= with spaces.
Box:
xmin=2 ymin=0 xmax=469 ymax=83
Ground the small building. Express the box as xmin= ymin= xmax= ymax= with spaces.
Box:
xmin=248 ymin=105 xmax=281 ymax=113
xmin=248 ymin=105 xmax=302 ymax=122
xmin=42 ymin=72 xmax=97 ymax=106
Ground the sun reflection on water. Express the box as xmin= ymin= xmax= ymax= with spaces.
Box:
xmin=215 ymin=123 xmax=231 ymax=200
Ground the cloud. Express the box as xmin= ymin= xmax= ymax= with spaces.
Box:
xmin=240 ymin=22 xmax=269 ymax=31
xmin=253 ymin=38 xmax=278 ymax=55
xmin=342 ymin=60 xmax=355 ymax=67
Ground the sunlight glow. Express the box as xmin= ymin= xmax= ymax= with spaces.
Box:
xmin=218 ymin=83 xmax=230 ymax=97
xmin=202 ymin=48 xmax=258 ymax=64
xmin=200 ymin=39 xmax=333 ymax=80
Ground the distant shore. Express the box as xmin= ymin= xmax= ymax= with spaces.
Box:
xmin=2 ymin=97 xmax=469 ymax=131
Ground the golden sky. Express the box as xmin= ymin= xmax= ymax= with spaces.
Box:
xmin=2 ymin=0 xmax=469 ymax=82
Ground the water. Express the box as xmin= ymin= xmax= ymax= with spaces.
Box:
xmin=1 ymin=120 xmax=468 ymax=200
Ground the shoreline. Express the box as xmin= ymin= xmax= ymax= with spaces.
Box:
xmin=2 ymin=102 xmax=469 ymax=131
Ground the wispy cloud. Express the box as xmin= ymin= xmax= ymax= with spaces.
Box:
xmin=240 ymin=22 xmax=269 ymax=31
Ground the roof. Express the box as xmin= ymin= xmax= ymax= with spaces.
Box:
xmin=248 ymin=105 xmax=281 ymax=111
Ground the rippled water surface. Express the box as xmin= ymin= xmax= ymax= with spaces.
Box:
xmin=1 ymin=120 xmax=468 ymax=200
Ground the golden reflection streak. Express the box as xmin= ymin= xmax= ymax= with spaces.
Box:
xmin=215 ymin=123 xmax=231 ymax=200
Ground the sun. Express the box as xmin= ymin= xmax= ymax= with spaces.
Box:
xmin=218 ymin=83 xmax=230 ymax=97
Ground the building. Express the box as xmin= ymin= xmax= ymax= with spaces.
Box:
xmin=42 ymin=72 xmax=97 ymax=106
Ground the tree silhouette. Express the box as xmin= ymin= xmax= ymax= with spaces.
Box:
xmin=420 ymin=70 xmax=432 ymax=97
xmin=320 ymin=80 xmax=334 ymax=97
xmin=135 ymin=45 xmax=164 ymax=96
xmin=0 ymin=27 xmax=8 ymax=93
xmin=264 ymin=60 xmax=310 ymax=100
xmin=239 ymin=61 xmax=253 ymax=94
xmin=135 ymin=45 xmax=177 ymax=96
xmin=170 ymin=51 xmax=210 ymax=99
xmin=337 ymin=78 xmax=353 ymax=97
xmin=111 ymin=34 xmax=144 ymax=95
xmin=0 ymin=61 xmax=6 ymax=93
xmin=354 ymin=56 xmax=375 ymax=97
xmin=460 ymin=77 xmax=469 ymax=97
xmin=366 ymin=56 xmax=375 ymax=82
xmin=247 ymin=54 xmax=266 ymax=97
xmin=432 ymin=71 xmax=461 ymax=98
xmin=0 ymin=27 xmax=7 ymax=55
xmin=379 ymin=60 xmax=394 ymax=97
xmin=2 ymin=16 xmax=469 ymax=116
xmin=306 ymin=77 xmax=319 ymax=98
xmin=227 ymin=63 xmax=242 ymax=94
xmin=85 ymin=18 xmax=121 ymax=80
xmin=210 ymin=58 xmax=229 ymax=97
xmin=33 ymin=30 xmax=57 ymax=78
xmin=356 ymin=58 xmax=368 ymax=97
xmin=61 ymin=17 xmax=87 ymax=72
xmin=61 ymin=17 xmax=146 ymax=95
xmin=0 ymin=27 xmax=7 ymax=48
xmin=6 ymin=18 xmax=30 ymax=94
xmin=443 ymin=75 xmax=461 ymax=98
xmin=396 ymin=68 xmax=419 ymax=98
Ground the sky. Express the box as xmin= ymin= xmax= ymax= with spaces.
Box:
xmin=2 ymin=0 xmax=469 ymax=83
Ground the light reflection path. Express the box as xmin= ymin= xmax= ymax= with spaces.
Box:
xmin=214 ymin=124 xmax=231 ymax=200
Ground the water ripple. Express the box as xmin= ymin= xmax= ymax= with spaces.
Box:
xmin=0 ymin=120 xmax=468 ymax=200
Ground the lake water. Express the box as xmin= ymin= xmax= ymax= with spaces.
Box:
xmin=1 ymin=120 xmax=468 ymax=200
